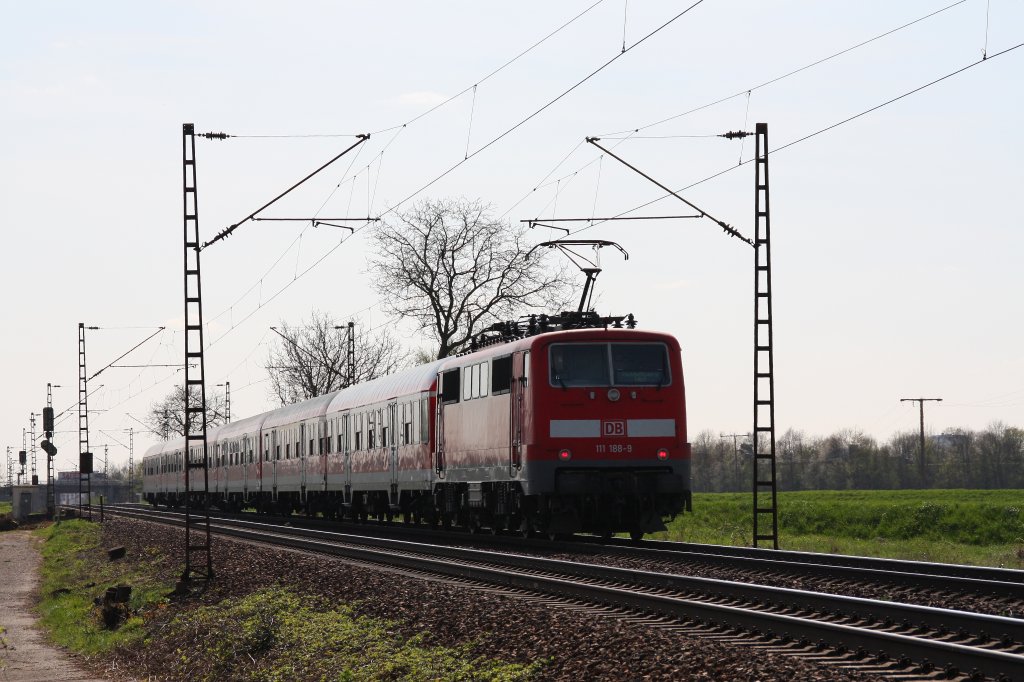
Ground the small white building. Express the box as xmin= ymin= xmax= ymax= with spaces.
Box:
xmin=11 ymin=484 xmax=48 ymax=522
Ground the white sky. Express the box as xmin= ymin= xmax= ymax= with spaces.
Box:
xmin=2 ymin=1 xmax=1022 ymax=475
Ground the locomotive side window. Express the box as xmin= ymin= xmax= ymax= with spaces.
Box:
xmin=464 ymin=366 xmax=474 ymax=400
xmin=479 ymin=362 xmax=488 ymax=398
xmin=491 ymin=355 xmax=512 ymax=394
xmin=611 ymin=343 xmax=671 ymax=386
xmin=441 ymin=369 xmax=460 ymax=404
xmin=549 ymin=344 xmax=610 ymax=387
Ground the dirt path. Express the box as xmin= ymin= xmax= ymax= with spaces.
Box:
xmin=0 ymin=531 xmax=106 ymax=682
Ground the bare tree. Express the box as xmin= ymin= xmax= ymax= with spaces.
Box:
xmin=369 ymin=197 xmax=574 ymax=358
xmin=265 ymin=309 xmax=407 ymax=405
xmin=146 ymin=385 xmax=228 ymax=439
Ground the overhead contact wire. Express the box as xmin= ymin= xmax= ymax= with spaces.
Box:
xmin=570 ymin=41 xmax=1024 ymax=237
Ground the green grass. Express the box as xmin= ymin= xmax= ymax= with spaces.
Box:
xmin=35 ymin=522 xmax=539 ymax=680
xmin=34 ymin=520 xmax=175 ymax=655
xmin=656 ymin=489 xmax=1024 ymax=568
xmin=0 ymin=501 xmax=11 ymax=515
xmin=162 ymin=587 xmax=538 ymax=682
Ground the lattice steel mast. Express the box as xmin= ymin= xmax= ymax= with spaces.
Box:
xmin=29 ymin=413 xmax=37 ymax=484
xmin=582 ymin=125 xmax=780 ymax=548
xmin=752 ymin=123 xmax=778 ymax=549
xmin=78 ymin=323 xmax=92 ymax=520
xmin=128 ymin=427 xmax=134 ymax=500
xmin=182 ymin=123 xmax=213 ymax=581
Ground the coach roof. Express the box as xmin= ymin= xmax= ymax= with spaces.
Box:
xmin=327 ymin=359 xmax=445 ymax=413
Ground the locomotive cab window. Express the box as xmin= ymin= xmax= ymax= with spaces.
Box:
xmin=612 ymin=343 xmax=671 ymax=386
xmin=549 ymin=344 xmax=610 ymax=387
xmin=549 ymin=342 xmax=671 ymax=387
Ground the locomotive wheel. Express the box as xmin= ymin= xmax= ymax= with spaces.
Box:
xmin=629 ymin=529 xmax=645 ymax=542
xmin=517 ymin=517 xmax=531 ymax=539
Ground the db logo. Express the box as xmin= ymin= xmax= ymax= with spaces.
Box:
xmin=603 ymin=420 xmax=626 ymax=436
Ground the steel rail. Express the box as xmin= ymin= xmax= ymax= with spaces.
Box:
xmin=601 ymin=537 xmax=1024 ymax=585
xmin=109 ymin=503 xmax=1024 ymax=600
xmin=101 ymin=505 xmax=1024 ymax=680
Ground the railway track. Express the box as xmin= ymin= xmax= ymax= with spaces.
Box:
xmin=100 ymin=504 xmax=1024 ymax=681
xmin=107 ymin=503 xmax=1024 ymax=612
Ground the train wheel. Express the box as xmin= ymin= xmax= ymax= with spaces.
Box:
xmin=517 ymin=517 xmax=531 ymax=539
xmin=629 ymin=529 xmax=645 ymax=542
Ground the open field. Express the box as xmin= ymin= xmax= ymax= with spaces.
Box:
xmin=656 ymin=489 xmax=1024 ymax=568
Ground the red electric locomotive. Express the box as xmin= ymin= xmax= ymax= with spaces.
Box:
xmin=143 ymin=317 xmax=691 ymax=538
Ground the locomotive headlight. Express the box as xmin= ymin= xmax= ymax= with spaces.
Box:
xmin=558 ymin=448 xmax=572 ymax=461
xmin=607 ymin=388 xmax=620 ymax=402
xmin=656 ymin=448 xmax=669 ymax=460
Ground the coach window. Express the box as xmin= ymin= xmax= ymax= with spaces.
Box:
xmin=419 ymin=398 xmax=429 ymax=442
xmin=463 ymin=366 xmax=474 ymax=401
xmin=479 ymin=362 xmax=489 ymax=398
xmin=492 ymin=355 xmax=512 ymax=394
xmin=402 ymin=404 xmax=412 ymax=445
xmin=441 ymin=368 xmax=460 ymax=404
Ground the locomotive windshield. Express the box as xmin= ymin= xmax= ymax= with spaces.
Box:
xmin=549 ymin=342 xmax=670 ymax=387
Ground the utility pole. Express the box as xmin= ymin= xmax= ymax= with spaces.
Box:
xmin=104 ymin=444 xmax=109 ymax=477
xmin=900 ymin=397 xmax=942 ymax=483
xmin=720 ymin=433 xmax=748 ymax=491
xmin=6 ymin=447 xmax=12 ymax=488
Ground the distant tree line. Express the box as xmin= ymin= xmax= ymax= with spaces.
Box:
xmin=692 ymin=423 xmax=1024 ymax=492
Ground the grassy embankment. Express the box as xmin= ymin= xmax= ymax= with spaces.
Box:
xmin=34 ymin=520 xmax=172 ymax=655
xmin=0 ymin=500 xmax=11 ymax=515
xmin=34 ymin=521 xmax=535 ymax=681
xmin=657 ymin=489 xmax=1024 ymax=568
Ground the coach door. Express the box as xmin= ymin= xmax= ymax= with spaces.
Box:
xmin=510 ymin=351 xmax=529 ymax=474
xmin=241 ymin=435 xmax=249 ymax=495
xmin=435 ymin=368 xmax=460 ymax=477
xmin=271 ymin=429 xmax=279 ymax=495
xmin=387 ymin=401 xmax=398 ymax=505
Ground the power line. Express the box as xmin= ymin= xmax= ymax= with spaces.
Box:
xmin=185 ymin=2 xmax=619 ymax=356
xmin=381 ymin=1 xmax=708 ymax=216
xmin=568 ymin=40 xmax=1024 ymax=238
xmin=506 ymin=1 xmax=973 ymax=229
xmin=600 ymin=0 xmax=970 ymax=136
xmin=370 ymin=0 xmax=609 ymax=136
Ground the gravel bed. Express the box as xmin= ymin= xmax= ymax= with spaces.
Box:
xmin=99 ymin=517 xmax=883 ymax=681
